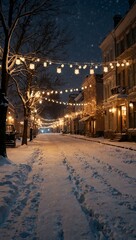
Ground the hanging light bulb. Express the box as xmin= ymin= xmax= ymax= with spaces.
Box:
xmin=116 ymin=62 xmax=120 ymax=67
xmin=69 ymin=64 xmax=73 ymax=68
xmin=74 ymin=68 xmax=79 ymax=74
xmin=104 ymin=66 xmax=108 ymax=73
xmin=43 ymin=62 xmax=47 ymax=67
xmin=90 ymin=68 xmax=94 ymax=74
xmin=29 ymin=63 xmax=35 ymax=70
xmin=16 ymin=59 xmax=21 ymax=65
xmin=83 ymin=64 xmax=87 ymax=69
xmin=36 ymin=58 xmax=40 ymax=62
xmin=78 ymin=65 xmax=82 ymax=69
xmin=20 ymin=57 xmax=25 ymax=62
xmin=57 ymin=67 xmax=62 ymax=73
xmin=126 ymin=61 xmax=129 ymax=66
xmin=61 ymin=64 xmax=64 ymax=68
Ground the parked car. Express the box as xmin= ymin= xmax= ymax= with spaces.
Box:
xmin=6 ymin=124 xmax=16 ymax=147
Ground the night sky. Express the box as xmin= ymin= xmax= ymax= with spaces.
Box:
xmin=50 ymin=0 xmax=130 ymax=97
xmin=63 ymin=0 xmax=129 ymax=62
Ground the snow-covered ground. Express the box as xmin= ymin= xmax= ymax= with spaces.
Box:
xmin=0 ymin=133 xmax=136 ymax=240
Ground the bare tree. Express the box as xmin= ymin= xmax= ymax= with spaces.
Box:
xmin=0 ymin=0 xmax=71 ymax=157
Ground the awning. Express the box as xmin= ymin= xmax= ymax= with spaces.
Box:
xmin=79 ymin=116 xmax=90 ymax=122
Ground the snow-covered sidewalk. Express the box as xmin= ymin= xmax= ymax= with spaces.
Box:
xmin=0 ymin=134 xmax=136 ymax=239
xmin=65 ymin=133 xmax=136 ymax=151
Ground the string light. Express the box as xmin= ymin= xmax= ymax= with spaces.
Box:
xmin=43 ymin=84 xmax=92 ymax=96
xmin=44 ymin=97 xmax=86 ymax=106
xmin=12 ymin=54 xmax=132 ymax=75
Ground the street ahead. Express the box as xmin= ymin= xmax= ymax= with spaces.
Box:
xmin=0 ymin=134 xmax=136 ymax=240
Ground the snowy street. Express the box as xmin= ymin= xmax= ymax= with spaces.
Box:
xmin=0 ymin=133 xmax=136 ymax=240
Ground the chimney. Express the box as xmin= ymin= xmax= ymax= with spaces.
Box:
xmin=113 ymin=14 xmax=122 ymax=28
xmin=128 ymin=0 xmax=135 ymax=8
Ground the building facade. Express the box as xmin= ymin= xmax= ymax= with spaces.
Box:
xmin=100 ymin=2 xmax=136 ymax=141
xmin=79 ymin=74 xmax=104 ymax=137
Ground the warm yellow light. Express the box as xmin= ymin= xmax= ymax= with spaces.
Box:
xmin=57 ymin=67 xmax=62 ymax=73
xmin=20 ymin=57 xmax=25 ymax=62
xmin=43 ymin=62 xmax=47 ymax=67
xmin=117 ymin=62 xmax=120 ymax=67
xmin=16 ymin=59 xmax=21 ymax=65
xmin=83 ymin=65 xmax=87 ymax=69
xmin=29 ymin=63 xmax=35 ymax=70
xmin=74 ymin=69 xmax=79 ymax=74
xmin=104 ymin=66 xmax=108 ymax=73
xmin=129 ymin=102 xmax=133 ymax=108
xmin=112 ymin=107 xmax=116 ymax=113
xmin=90 ymin=69 xmax=94 ymax=74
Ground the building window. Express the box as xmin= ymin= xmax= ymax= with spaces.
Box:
xmin=126 ymin=30 xmax=132 ymax=48
xmin=120 ymin=39 xmax=125 ymax=54
xmin=129 ymin=102 xmax=136 ymax=128
xmin=134 ymin=62 xmax=136 ymax=86
xmin=132 ymin=27 xmax=136 ymax=44
xmin=122 ymin=69 xmax=125 ymax=87
xmin=128 ymin=65 xmax=134 ymax=89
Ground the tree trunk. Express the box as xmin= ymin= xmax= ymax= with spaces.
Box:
xmin=0 ymin=92 xmax=8 ymax=157
xmin=22 ymin=116 xmax=28 ymax=145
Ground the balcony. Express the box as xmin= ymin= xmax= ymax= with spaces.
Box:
xmin=111 ymin=86 xmax=127 ymax=95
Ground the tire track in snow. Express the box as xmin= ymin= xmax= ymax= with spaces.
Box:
xmin=62 ymin=156 xmax=109 ymax=240
xmin=76 ymin=149 xmax=136 ymax=186
xmin=75 ymin=151 xmax=136 ymax=213
xmin=61 ymin=150 xmax=136 ymax=239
